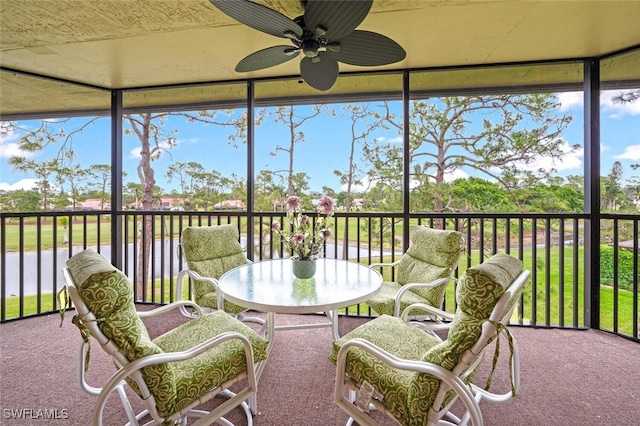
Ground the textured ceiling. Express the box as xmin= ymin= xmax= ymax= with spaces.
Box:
xmin=1 ymin=0 xmax=639 ymax=117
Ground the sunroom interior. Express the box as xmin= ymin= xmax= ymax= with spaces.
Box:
xmin=2 ymin=1 xmax=640 ymax=324
xmin=1 ymin=1 xmax=640 ymax=425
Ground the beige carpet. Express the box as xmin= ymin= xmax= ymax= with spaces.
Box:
xmin=1 ymin=308 xmax=639 ymax=425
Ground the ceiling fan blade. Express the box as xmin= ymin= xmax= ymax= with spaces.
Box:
xmin=300 ymin=52 xmax=339 ymax=91
xmin=304 ymin=0 xmax=373 ymax=40
xmin=209 ymin=0 xmax=302 ymax=39
xmin=236 ymin=46 xmax=299 ymax=72
xmin=327 ymin=30 xmax=406 ymax=66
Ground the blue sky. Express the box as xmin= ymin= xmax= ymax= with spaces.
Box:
xmin=1 ymin=90 xmax=638 ymax=195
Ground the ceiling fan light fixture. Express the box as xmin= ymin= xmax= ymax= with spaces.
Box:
xmin=302 ymin=39 xmax=319 ymax=58
xmin=283 ymin=30 xmax=298 ymax=39
xmin=314 ymin=25 xmax=327 ymax=38
xmin=326 ymin=43 xmax=340 ymax=53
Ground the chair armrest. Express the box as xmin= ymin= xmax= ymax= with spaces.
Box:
xmin=334 ymin=338 xmax=482 ymax=426
xmin=368 ymin=260 xmax=402 ymax=270
xmin=176 ymin=268 xmax=221 ymax=317
xmin=177 ymin=268 xmax=221 ymax=291
xmin=137 ymin=301 xmax=204 ymax=319
xmin=400 ymin=303 xmax=454 ymax=323
xmin=93 ymin=331 xmax=258 ymax=426
xmin=393 ymin=277 xmax=457 ymax=316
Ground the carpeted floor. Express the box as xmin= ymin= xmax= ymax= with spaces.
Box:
xmin=1 ymin=307 xmax=639 ymax=425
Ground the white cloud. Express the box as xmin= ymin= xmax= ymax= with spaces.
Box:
xmin=557 ymin=90 xmax=640 ymax=117
xmin=529 ymin=141 xmax=583 ymax=172
xmin=374 ymin=136 xmax=403 ymax=144
xmin=0 ymin=128 xmax=29 ymax=159
xmin=557 ymin=92 xmax=583 ymax=111
xmin=128 ymin=140 xmax=174 ymax=159
xmin=443 ymin=168 xmax=469 ymax=182
xmin=602 ymin=90 xmax=640 ymax=117
xmin=613 ymin=145 xmax=640 ymax=161
xmin=0 ymin=179 xmax=38 ymax=191
xmin=342 ymin=176 xmax=373 ymax=192
xmin=128 ymin=147 xmax=141 ymax=159
xmin=493 ymin=140 xmax=583 ymax=174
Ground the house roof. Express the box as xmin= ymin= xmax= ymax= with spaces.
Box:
xmin=1 ymin=0 xmax=639 ymax=119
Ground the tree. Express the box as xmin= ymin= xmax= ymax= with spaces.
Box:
xmin=0 ymin=189 xmax=41 ymax=212
xmin=124 ymin=182 xmax=144 ymax=208
xmin=601 ymin=161 xmax=624 ymax=212
xmin=5 ymin=118 xmax=101 ymax=210
xmin=366 ymin=95 xmax=574 ymax=213
xmin=268 ymin=105 xmax=329 ymax=197
xmin=166 ymin=161 xmax=197 ymax=197
xmin=88 ymin=164 xmax=113 ymax=209
xmin=56 ymin=166 xmax=89 ymax=211
xmin=612 ymin=90 xmax=640 ymax=104
xmin=8 ymin=158 xmax=61 ymax=210
xmin=6 ymin=110 xmax=247 ymax=299
xmin=124 ymin=110 xmax=247 ymax=298
xmin=449 ymin=177 xmax=514 ymax=212
xmin=58 ymin=216 xmax=69 ymax=244
xmin=255 ymin=170 xmax=286 ymax=211
xmin=333 ymin=104 xmax=383 ymax=258
xmin=517 ymin=182 xmax=583 ymax=213
xmin=623 ymin=177 xmax=640 ymax=212
xmin=166 ymin=161 xmax=205 ymax=208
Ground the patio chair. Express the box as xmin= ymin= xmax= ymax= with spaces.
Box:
xmin=330 ymin=253 xmax=530 ymax=426
xmin=367 ymin=226 xmax=465 ymax=318
xmin=60 ymin=248 xmax=269 ymax=426
xmin=177 ymin=224 xmax=263 ymax=324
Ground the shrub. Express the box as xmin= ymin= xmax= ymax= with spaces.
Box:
xmin=600 ymin=245 xmax=637 ymax=291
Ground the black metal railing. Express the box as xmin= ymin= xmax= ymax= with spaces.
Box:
xmin=1 ymin=210 xmax=638 ymax=341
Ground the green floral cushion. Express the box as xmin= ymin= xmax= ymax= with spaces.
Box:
xmin=369 ymin=226 xmax=464 ymax=314
xmin=329 ymin=315 xmax=443 ymax=426
xmin=454 ymin=253 xmax=523 ymax=319
xmin=415 ymin=253 xmax=524 ymax=415
xmin=181 ymin=225 xmax=249 ymax=314
xmin=420 ymin=253 xmax=524 ymax=371
xmin=66 ymin=249 xmax=174 ymax=410
xmin=331 ymin=253 xmax=524 ymax=426
xmin=152 ymin=310 xmax=269 ymax=416
xmin=367 ymin=282 xmax=434 ymax=316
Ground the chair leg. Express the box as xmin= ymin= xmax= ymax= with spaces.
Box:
xmin=115 ymin=383 xmax=147 ymax=426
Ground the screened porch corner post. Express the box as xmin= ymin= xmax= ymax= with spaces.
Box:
xmin=111 ymin=89 xmax=124 ymax=270
xmin=584 ymin=58 xmax=601 ymax=330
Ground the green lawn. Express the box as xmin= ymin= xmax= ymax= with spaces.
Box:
xmin=3 ymin=220 xmax=636 ymax=336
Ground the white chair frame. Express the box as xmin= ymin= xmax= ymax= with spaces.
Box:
xmin=175 ymin=230 xmax=265 ymax=329
xmin=369 ymin=232 xmax=465 ymax=318
xmin=334 ymin=269 xmax=530 ymax=426
xmin=63 ymin=267 xmax=260 ymax=426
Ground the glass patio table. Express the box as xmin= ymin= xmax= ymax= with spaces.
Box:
xmin=218 ymin=258 xmax=383 ymax=347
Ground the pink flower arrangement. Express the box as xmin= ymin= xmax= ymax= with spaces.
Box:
xmin=272 ymin=194 xmax=335 ymax=260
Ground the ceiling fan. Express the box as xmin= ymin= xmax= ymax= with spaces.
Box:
xmin=208 ymin=0 xmax=406 ymax=91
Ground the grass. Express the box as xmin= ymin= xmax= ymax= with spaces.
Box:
xmin=3 ymin=222 xmax=636 ymax=336
xmin=5 ymin=272 xmax=636 ymax=336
